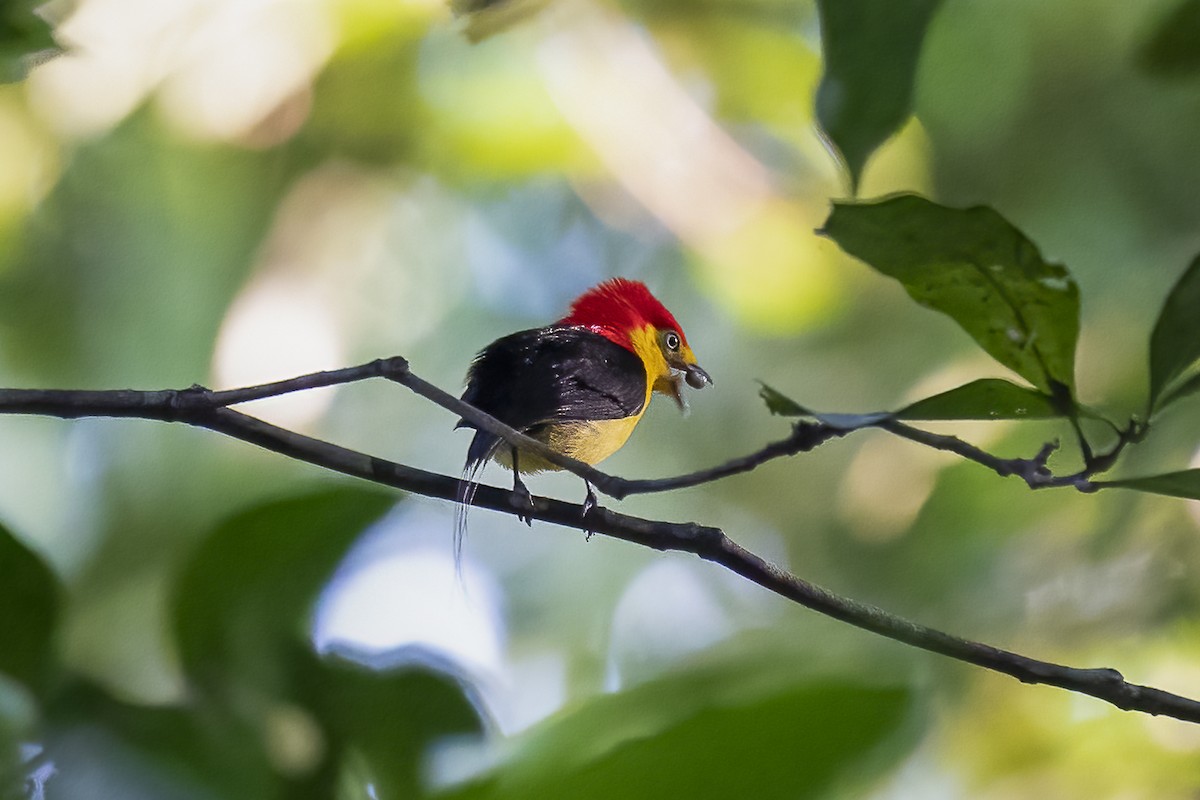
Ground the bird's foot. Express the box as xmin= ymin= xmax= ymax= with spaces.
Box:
xmin=580 ymin=479 xmax=600 ymax=542
xmin=581 ymin=481 xmax=600 ymax=541
xmin=582 ymin=481 xmax=599 ymax=517
xmin=511 ymin=477 xmax=534 ymax=526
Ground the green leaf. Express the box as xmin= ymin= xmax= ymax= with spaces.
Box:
xmin=1158 ymin=370 xmax=1200 ymax=409
xmin=167 ymin=488 xmax=489 ymax=799
xmin=46 ymin=680 xmax=286 ymax=799
xmin=811 ymin=411 xmax=893 ymax=430
xmin=0 ymin=673 xmax=38 ymax=799
xmin=1137 ymin=0 xmax=1200 ymax=78
xmin=172 ymin=486 xmax=395 ymax=690
xmin=313 ymin=650 xmax=484 ymax=799
xmin=758 ymin=382 xmax=812 ymax=416
xmin=0 ymin=522 xmax=59 ymax=697
xmin=442 ymin=666 xmax=914 ymax=800
xmin=821 ymin=194 xmax=1080 ymax=394
xmin=815 ymin=0 xmax=943 ymax=193
xmin=452 ymin=0 xmax=549 ymax=43
xmin=0 ymin=2 xmax=60 ymax=84
xmin=1098 ymin=469 xmax=1200 ymax=500
xmin=1149 ymin=253 xmax=1200 ymax=412
xmin=40 ymin=653 xmax=484 ymax=800
xmin=897 ymin=379 xmax=1061 ymax=420
xmin=758 ymin=383 xmax=889 ymax=429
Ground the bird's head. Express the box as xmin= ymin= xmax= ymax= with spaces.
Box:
xmin=560 ymin=278 xmax=712 ymax=411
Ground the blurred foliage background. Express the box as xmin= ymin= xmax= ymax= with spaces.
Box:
xmin=2 ymin=0 xmax=1200 ymax=797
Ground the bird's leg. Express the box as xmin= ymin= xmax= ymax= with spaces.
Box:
xmin=581 ymin=480 xmax=600 ymax=541
xmin=582 ymin=480 xmax=598 ymax=517
xmin=510 ymin=447 xmax=533 ymax=526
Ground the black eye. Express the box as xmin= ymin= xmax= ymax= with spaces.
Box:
xmin=664 ymin=331 xmax=681 ymax=352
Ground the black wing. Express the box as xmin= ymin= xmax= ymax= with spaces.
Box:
xmin=459 ymin=326 xmax=646 ymax=467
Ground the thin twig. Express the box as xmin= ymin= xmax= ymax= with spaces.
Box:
xmin=0 ymin=359 xmax=1133 ymax=501
xmin=0 ymin=367 xmax=1197 ymax=722
xmin=387 ymin=357 xmax=1133 ymax=499
xmin=876 ymin=418 xmax=1082 ymax=489
xmin=604 ymin=421 xmax=847 ymax=496
xmin=874 ymin=415 xmax=1147 ymax=492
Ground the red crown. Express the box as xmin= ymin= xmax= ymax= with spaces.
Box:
xmin=559 ymin=278 xmax=687 ymax=351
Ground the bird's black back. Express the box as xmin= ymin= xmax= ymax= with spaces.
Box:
xmin=459 ymin=325 xmax=647 ymax=468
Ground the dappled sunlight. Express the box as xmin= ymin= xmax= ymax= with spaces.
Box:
xmin=692 ymin=198 xmax=843 ymax=331
xmin=315 ymin=545 xmax=505 ymax=683
xmin=27 ymin=0 xmax=334 ymax=142
xmin=333 ymin=0 xmax=448 ymax=49
xmin=60 ymin=567 xmax=185 ymax=704
xmin=254 ymin=163 xmax=464 ymax=346
xmin=1022 ymin=549 xmax=1157 ymax=628
xmin=1142 ymin=654 xmax=1200 ymax=753
xmin=865 ymin=745 xmax=962 ymax=800
xmin=0 ymin=90 xmax=57 ymax=232
xmin=537 ymin=4 xmax=770 ymax=242
xmin=212 ymin=161 xmax=464 ymax=428
xmin=0 ymin=421 xmax=88 ymax=577
xmin=942 ymin=652 xmax=1200 ymax=799
xmin=27 ymin=0 xmax=164 ymax=137
xmin=537 ymin=2 xmax=844 ymax=333
xmin=856 ymin=117 xmax=934 ymax=199
xmin=314 ymin=505 xmax=568 ymax=737
xmin=6 ymin=0 xmax=1200 ymax=794
xmin=418 ymin=25 xmax=581 ymax=175
xmin=837 ymin=435 xmax=943 ymax=542
xmin=212 ymin=272 xmax=344 ymax=428
xmin=156 ymin=0 xmax=333 ymax=144
xmin=605 ymin=559 xmax=737 ymax=691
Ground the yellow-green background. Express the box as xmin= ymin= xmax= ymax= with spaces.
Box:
xmin=3 ymin=0 xmax=1200 ymax=797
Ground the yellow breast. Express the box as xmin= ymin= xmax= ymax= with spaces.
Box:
xmin=495 ymin=323 xmax=667 ymax=474
xmin=496 ymin=412 xmax=646 ymax=473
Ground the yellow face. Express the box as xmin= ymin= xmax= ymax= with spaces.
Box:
xmin=628 ymin=324 xmax=711 ymax=411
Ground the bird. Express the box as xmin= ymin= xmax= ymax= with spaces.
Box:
xmin=456 ymin=278 xmax=712 ymax=529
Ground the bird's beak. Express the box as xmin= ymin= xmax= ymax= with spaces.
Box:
xmin=662 ymin=362 xmax=712 ymax=413
xmin=685 ymin=363 xmax=713 ymax=389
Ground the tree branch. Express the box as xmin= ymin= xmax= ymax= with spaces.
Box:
xmin=24 ymin=356 xmax=1118 ymax=501
xmin=1 ymin=363 xmax=1198 ymax=723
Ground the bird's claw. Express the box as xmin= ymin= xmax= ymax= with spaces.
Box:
xmin=582 ymin=483 xmax=598 ymax=517
xmin=511 ymin=479 xmax=534 ymax=526
xmin=581 ymin=482 xmax=600 ymax=540
xmin=580 ymin=479 xmax=600 ymax=542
